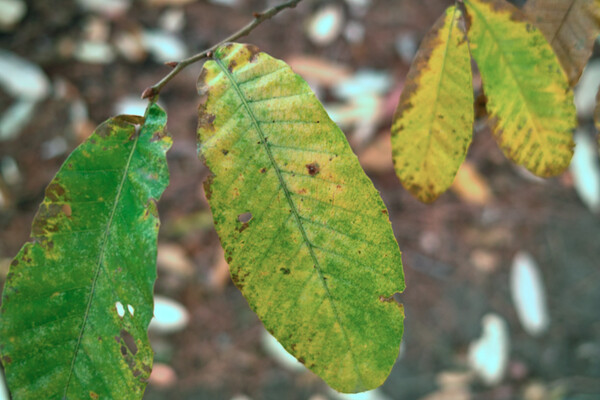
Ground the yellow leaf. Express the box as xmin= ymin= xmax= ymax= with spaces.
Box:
xmin=197 ymin=43 xmax=404 ymax=393
xmin=465 ymin=0 xmax=576 ymax=177
xmin=391 ymin=6 xmax=474 ymax=203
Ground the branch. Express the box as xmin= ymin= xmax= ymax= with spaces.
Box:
xmin=141 ymin=0 xmax=303 ymax=99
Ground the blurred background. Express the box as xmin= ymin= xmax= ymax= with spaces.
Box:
xmin=1 ymin=0 xmax=599 ymax=399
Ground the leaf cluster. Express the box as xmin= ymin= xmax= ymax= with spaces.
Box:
xmin=0 ymin=0 xmax=597 ymax=398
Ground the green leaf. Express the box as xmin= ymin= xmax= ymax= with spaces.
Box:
xmin=197 ymin=43 xmax=405 ymax=393
xmin=0 ymin=104 xmax=171 ymax=399
xmin=523 ymin=0 xmax=600 ymax=87
xmin=392 ymin=5 xmax=474 ymax=203
xmin=464 ymin=0 xmax=576 ymax=177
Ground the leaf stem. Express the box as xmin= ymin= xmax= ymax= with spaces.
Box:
xmin=141 ymin=0 xmax=303 ymax=99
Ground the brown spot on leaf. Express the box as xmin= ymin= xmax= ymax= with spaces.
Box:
xmin=260 ymin=167 xmax=266 ymax=173
xmin=46 ymin=182 xmax=66 ymax=202
xmin=90 ymin=392 xmax=100 ymax=399
xmin=222 ymin=149 xmax=229 ymax=155
xmin=120 ymin=329 xmax=138 ymax=355
xmin=238 ymin=223 xmax=249 ymax=233
xmin=62 ymin=204 xmax=72 ymax=217
xmin=228 ymin=59 xmax=237 ymax=72
xmin=246 ymin=44 xmax=260 ymax=62
xmin=113 ymin=115 xmax=145 ymax=127
xmin=280 ymin=267 xmax=291 ymax=275
xmin=198 ymin=110 xmax=216 ymax=132
xmin=150 ymin=130 xmax=165 ymax=142
xmin=306 ymin=162 xmax=320 ymax=176
xmin=203 ymin=175 xmax=215 ymax=200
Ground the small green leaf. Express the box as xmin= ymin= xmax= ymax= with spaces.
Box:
xmin=392 ymin=5 xmax=474 ymax=203
xmin=464 ymin=0 xmax=576 ymax=177
xmin=0 ymin=104 xmax=171 ymax=399
xmin=197 ymin=43 xmax=405 ymax=393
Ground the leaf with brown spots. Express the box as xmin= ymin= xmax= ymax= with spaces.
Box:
xmin=197 ymin=43 xmax=405 ymax=393
xmin=0 ymin=103 xmax=171 ymax=399
xmin=392 ymin=5 xmax=474 ymax=203
xmin=524 ymin=0 xmax=600 ymax=87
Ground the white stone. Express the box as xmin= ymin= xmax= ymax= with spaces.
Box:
xmin=115 ymin=96 xmax=150 ymax=117
xmin=570 ymin=129 xmax=600 ymax=213
xmin=0 ymin=0 xmax=26 ymax=31
xmin=149 ymin=295 xmax=189 ymax=334
xmin=510 ymin=252 xmax=550 ymax=336
xmin=159 ymin=8 xmax=185 ymax=33
xmin=306 ymin=3 xmax=345 ymax=46
xmin=329 ymin=388 xmax=391 ymax=400
xmin=0 ymin=360 xmax=9 ymax=400
xmin=76 ymin=0 xmax=131 ymax=16
xmin=141 ymin=30 xmax=187 ymax=63
xmin=574 ymin=59 xmax=600 ymax=118
xmin=41 ymin=136 xmax=68 ymax=160
xmin=333 ymin=69 xmax=392 ymax=99
xmin=209 ymin=0 xmax=239 ymax=7
xmin=261 ymin=329 xmax=306 ymax=372
xmin=0 ymin=100 xmax=36 ymax=141
xmin=1 ymin=156 xmax=21 ymax=185
xmin=395 ymin=32 xmax=418 ymax=64
xmin=0 ymin=50 xmax=50 ymax=100
xmin=74 ymin=41 xmax=116 ymax=64
xmin=468 ymin=313 xmax=509 ymax=385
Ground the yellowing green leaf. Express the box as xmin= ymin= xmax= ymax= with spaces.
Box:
xmin=0 ymin=104 xmax=171 ymax=399
xmin=464 ymin=0 xmax=576 ymax=177
xmin=392 ymin=6 xmax=474 ymax=203
xmin=524 ymin=0 xmax=600 ymax=87
xmin=197 ymin=43 xmax=405 ymax=393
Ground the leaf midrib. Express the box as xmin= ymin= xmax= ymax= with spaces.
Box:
xmin=213 ymin=57 xmax=364 ymax=387
xmin=63 ymin=128 xmax=140 ymax=397
xmin=466 ymin=0 xmax=549 ymax=149
xmin=421 ymin=6 xmax=464 ymax=180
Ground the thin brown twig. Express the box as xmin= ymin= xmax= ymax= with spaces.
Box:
xmin=141 ymin=0 xmax=303 ymax=100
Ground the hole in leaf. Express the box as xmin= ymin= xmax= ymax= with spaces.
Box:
xmin=120 ymin=329 xmax=138 ymax=355
xmin=237 ymin=212 xmax=253 ymax=223
xmin=115 ymin=301 xmax=125 ymax=318
xmin=128 ymin=304 xmax=135 ymax=316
